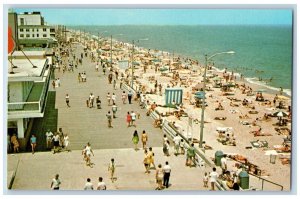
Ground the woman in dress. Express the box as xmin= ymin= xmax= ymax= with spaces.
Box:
xmin=63 ymin=134 xmax=70 ymax=152
xmin=155 ymin=164 xmax=164 ymax=190
xmin=132 ymin=130 xmax=139 ymax=151
xmin=126 ymin=112 xmax=131 ymax=127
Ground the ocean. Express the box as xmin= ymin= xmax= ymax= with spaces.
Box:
xmin=70 ymin=25 xmax=293 ymax=95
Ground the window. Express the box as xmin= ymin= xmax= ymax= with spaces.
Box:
xmin=26 ymin=29 xmax=29 ymax=32
xmin=32 ymin=34 xmax=35 ymax=38
xmin=20 ymin=18 xmax=24 ymax=25
xmin=26 ymin=34 xmax=30 ymax=38
xmin=20 ymin=28 xmax=24 ymax=32
xmin=43 ymin=34 xmax=47 ymax=38
xmin=43 ymin=28 xmax=47 ymax=32
xmin=50 ymin=28 xmax=55 ymax=32
xmin=20 ymin=34 xmax=24 ymax=38
xmin=37 ymin=34 xmax=39 ymax=37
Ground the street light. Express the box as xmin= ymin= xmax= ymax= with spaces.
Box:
xmin=199 ymin=51 xmax=235 ymax=148
xmin=110 ymin=34 xmax=123 ymax=69
xmin=131 ymin=38 xmax=149 ymax=88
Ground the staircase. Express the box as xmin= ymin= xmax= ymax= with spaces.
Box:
xmin=27 ymin=91 xmax=58 ymax=152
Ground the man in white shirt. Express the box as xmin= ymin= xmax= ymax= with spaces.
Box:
xmin=173 ymin=134 xmax=181 ymax=155
xmin=84 ymin=178 xmax=94 ymax=190
xmin=45 ymin=129 xmax=53 ymax=149
xmin=112 ymin=93 xmax=117 ymax=104
xmin=162 ymin=161 xmax=171 ymax=188
xmin=221 ymin=155 xmax=227 ymax=174
xmin=130 ymin=111 xmax=137 ymax=127
xmin=209 ymin=167 xmax=219 ymax=191
xmin=89 ymin=93 xmax=95 ymax=108
xmin=50 ymin=174 xmax=61 ymax=190
xmin=97 ymin=177 xmax=106 ymax=190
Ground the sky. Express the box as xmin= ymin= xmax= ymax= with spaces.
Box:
xmin=13 ymin=8 xmax=293 ymax=26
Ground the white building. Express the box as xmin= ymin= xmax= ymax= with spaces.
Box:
xmin=17 ymin=11 xmax=57 ymax=48
xmin=7 ymin=51 xmax=52 ymax=148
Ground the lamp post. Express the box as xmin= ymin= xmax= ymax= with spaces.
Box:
xmin=199 ymin=51 xmax=235 ymax=148
xmin=131 ymin=38 xmax=149 ymax=88
xmin=110 ymin=34 xmax=123 ymax=69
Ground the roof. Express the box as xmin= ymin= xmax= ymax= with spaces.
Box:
xmin=8 ymin=58 xmax=48 ymax=78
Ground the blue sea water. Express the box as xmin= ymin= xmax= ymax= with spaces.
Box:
xmin=71 ymin=25 xmax=293 ymax=94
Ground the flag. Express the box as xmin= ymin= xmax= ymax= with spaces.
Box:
xmin=8 ymin=26 xmax=15 ymax=54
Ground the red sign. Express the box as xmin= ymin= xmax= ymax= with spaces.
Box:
xmin=8 ymin=26 xmax=15 ymax=54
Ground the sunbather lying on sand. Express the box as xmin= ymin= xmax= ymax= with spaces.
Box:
xmin=215 ymin=102 xmax=224 ymax=111
xmin=230 ymin=102 xmax=239 ymax=107
xmin=274 ymin=144 xmax=291 ymax=152
xmin=214 ymin=117 xmax=227 ymax=120
xmin=228 ymin=154 xmax=248 ymax=164
xmin=250 ymin=128 xmax=272 ymax=137
xmin=239 ymin=114 xmax=250 ymax=119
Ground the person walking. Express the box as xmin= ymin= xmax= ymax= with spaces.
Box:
xmin=163 ymin=161 xmax=171 ymax=188
xmin=113 ymin=79 xmax=116 ymax=90
xmin=132 ymin=130 xmax=139 ymax=150
xmin=84 ymin=143 xmax=94 ymax=167
xmin=130 ymin=111 xmax=137 ymax=127
xmin=89 ymin=93 xmax=95 ymax=108
xmin=30 ymin=134 xmax=37 ymax=154
xmin=203 ymin=172 xmax=209 ymax=188
xmin=50 ymin=174 xmax=61 ymax=190
xmin=112 ymin=103 xmax=118 ymax=118
xmin=221 ymin=155 xmax=228 ymax=175
xmin=155 ymin=164 xmax=164 ymax=190
xmin=141 ymin=130 xmax=148 ymax=149
xmin=128 ymin=90 xmax=133 ymax=104
xmin=111 ymin=93 xmax=117 ymax=104
xmin=122 ymin=91 xmax=126 ymax=104
xmin=163 ymin=140 xmax=170 ymax=156
xmin=52 ymin=132 xmax=60 ymax=154
xmin=106 ymin=111 xmax=113 ymax=128
xmin=143 ymin=149 xmax=151 ymax=174
xmin=186 ymin=143 xmax=196 ymax=167
xmin=173 ymin=134 xmax=181 ymax=156
xmin=84 ymin=178 xmax=94 ymax=190
xmin=209 ymin=167 xmax=219 ymax=191
xmin=97 ymin=177 xmax=107 ymax=190
xmin=108 ymin=158 xmax=116 ymax=183
xmin=126 ymin=112 xmax=132 ymax=127
xmin=179 ymin=139 xmax=185 ymax=155
xmin=65 ymin=94 xmax=70 ymax=108
xmin=96 ymin=96 xmax=101 ymax=109
xmin=107 ymin=92 xmax=111 ymax=106
xmin=63 ymin=134 xmax=70 ymax=152
xmin=45 ymin=129 xmax=53 ymax=149
xmin=148 ymin=147 xmax=156 ymax=169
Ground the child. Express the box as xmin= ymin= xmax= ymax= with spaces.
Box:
xmin=203 ymin=172 xmax=209 ymax=188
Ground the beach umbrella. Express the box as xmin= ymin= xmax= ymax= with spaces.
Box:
xmin=273 ymin=111 xmax=288 ymax=117
xmin=152 ymin=58 xmax=161 ymax=63
xmin=212 ymin=76 xmax=222 ymax=81
xmin=194 ymin=82 xmax=205 ymax=90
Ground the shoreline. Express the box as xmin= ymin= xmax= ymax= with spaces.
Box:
xmin=82 ymin=29 xmax=292 ymax=98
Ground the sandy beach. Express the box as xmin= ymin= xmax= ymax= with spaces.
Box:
xmin=75 ymin=31 xmax=292 ymax=190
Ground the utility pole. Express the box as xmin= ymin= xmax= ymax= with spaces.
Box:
xmin=131 ymin=40 xmax=134 ymax=88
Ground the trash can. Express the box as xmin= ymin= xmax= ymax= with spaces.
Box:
xmin=214 ymin=151 xmax=224 ymax=166
xmin=239 ymin=170 xmax=249 ymax=189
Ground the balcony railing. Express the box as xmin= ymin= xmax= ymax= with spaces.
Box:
xmin=7 ymin=69 xmax=51 ymax=117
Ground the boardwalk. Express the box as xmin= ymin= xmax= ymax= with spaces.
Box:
xmin=54 ymin=44 xmax=163 ymax=150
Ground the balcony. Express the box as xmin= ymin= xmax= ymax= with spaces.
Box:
xmin=8 ymin=71 xmax=51 ymax=119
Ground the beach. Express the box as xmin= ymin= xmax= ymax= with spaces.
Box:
xmin=68 ymin=29 xmax=292 ymax=190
